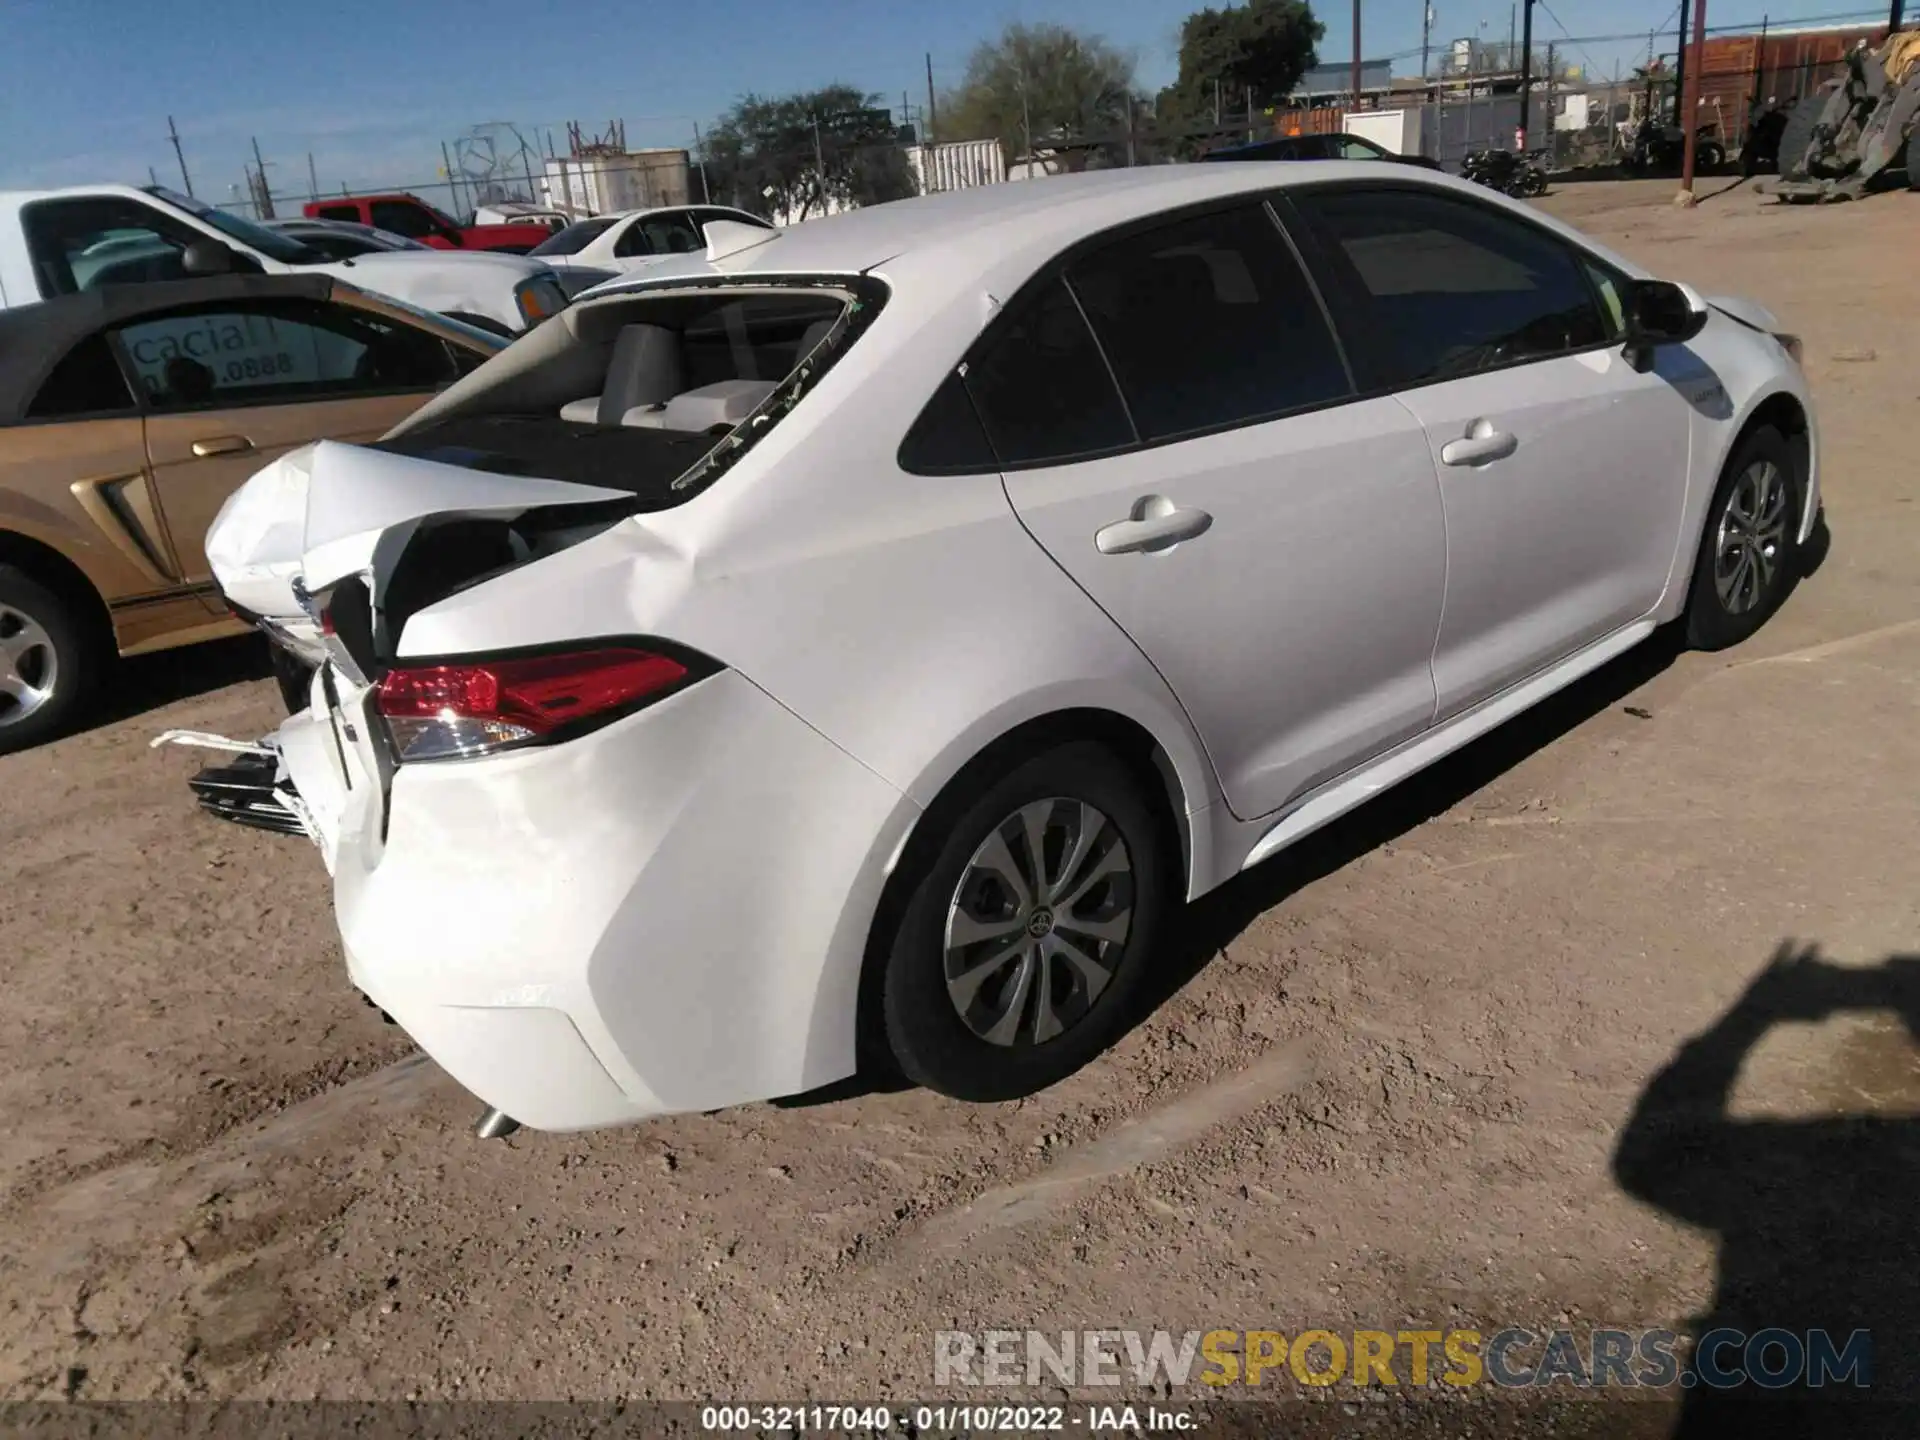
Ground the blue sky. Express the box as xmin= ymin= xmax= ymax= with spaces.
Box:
xmin=0 ymin=0 xmax=1886 ymax=202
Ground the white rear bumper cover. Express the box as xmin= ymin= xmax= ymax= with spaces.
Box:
xmin=329 ymin=670 xmax=917 ymax=1131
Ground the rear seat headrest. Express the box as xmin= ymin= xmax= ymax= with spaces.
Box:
xmin=596 ymin=323 xmax=683 ymax=427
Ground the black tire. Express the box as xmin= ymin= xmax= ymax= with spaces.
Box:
xmin=1699 ymin=140 xmax=1726 ymax=172
xmin=878 ymin=741 xmax=1169 ymax=1103
xmin=0 ymin=564 xmax=106 ymax=756
xmin=1684 ymin=426 xmax=1804 ymax=651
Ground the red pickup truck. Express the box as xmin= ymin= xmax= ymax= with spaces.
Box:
xmin=303 ymin=194 xmax=551 ymax=254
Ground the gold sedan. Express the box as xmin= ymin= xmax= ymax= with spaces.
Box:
xmin=0 ymin=272 xmax=504 ymax=753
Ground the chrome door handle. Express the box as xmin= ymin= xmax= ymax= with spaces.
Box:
xmin=191 ymin=435 xmax=254 ymax=458
xmin=1440 ymin=419 xmax=1517 ymax=467
xmin=1095 ymin=495 xmax=1213 ymax=555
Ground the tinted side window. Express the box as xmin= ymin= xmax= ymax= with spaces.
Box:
xmin=1066 ymin=204 xmax=1350 ymax=441
xmin=314 ymin=204 xmax=361 ymax=224
xmin=1294 ymin=188 xmax=1606 ymax=385
xmin=617 ymin=212 xmax=702 ymax=258
xmin=963 ymin=278 xmax=1134 ymax=466
xmin=21 ymin=198 xmax=196 ymax=296
xmin=1583 ymin=259 xmax=1630 ymax=342
xmin=370 ymin=201 xmax=437 ymax=239
xmin=27 ymin=335 xmax=137 ymax=419
xmin=899 ymin=371 xmax=997 ymax=474
xmin=111 ymin=300 xmax=459 ymax=410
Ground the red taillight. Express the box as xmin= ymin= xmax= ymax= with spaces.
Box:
xmin=319 ymin=606 xmax=336 ymax=637
xmin=375 ymin=647 xmax=689 ymax=762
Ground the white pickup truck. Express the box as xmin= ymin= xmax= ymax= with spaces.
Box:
xmin=0 ymin=183 xmax=569 ymax=336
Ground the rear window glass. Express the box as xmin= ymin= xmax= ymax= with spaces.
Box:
xmin=530 ymin=218 xmax=619 ymax=257
xmin=375 ymin=283 xmax=874 ymax=509
xmin=962 ymin=278 xmax=1134 ymax=466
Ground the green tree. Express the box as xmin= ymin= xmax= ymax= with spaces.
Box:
xmin=942 ymin=23 xmax=1141 ymax=163
xmin=1158 ymin=0 xmax=1324 ymax=128
xmin=701 ymin=85 xmax=916 ymax=221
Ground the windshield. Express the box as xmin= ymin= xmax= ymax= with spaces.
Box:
xmin=143 ymin=184 xmax=325 ymax=265
xmin=530 ymin=217 xmax=619 ymax=257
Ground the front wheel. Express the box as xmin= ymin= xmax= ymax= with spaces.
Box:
xmin=877 ymin=742 xmax=1169 ymax=1102
xmin=0 ymin=565 xmax=105 ymax=756
xmin=1684 ymin=426 xmax=1803 ymax=650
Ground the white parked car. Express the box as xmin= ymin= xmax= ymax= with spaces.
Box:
xmin=202 ymin=164 xmax=1819 ymax=1133
xmin=0 ymin=184 xmax=569 ymax=335
xmin=527 ymin=203 xmax=774 ymax=278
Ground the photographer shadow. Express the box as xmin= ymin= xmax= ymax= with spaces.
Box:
xmin=1613 ymin=945 xmax=1920 ymax=1436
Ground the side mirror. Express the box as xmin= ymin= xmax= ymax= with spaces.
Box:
xmin=181 ymin=240 xmax=264 ymax=277
xmin=1623 ymin=278 xmax=1708 ymax=370
xmin=439 ymin=227 xmax=466 ymax=247
xmin=181 ymin=239 xmax=237 ymax=275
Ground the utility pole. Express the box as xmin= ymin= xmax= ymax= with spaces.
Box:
xmin=167 ymin=115 xmax=192 ymax=196
xmin=1545 ymin=40 xmax=1557 ymax=157
xmin=1214 ymin=77 xmax=1223 ymax=126
xmin=693 ymin=119 xmax=712 ymax=204
xmin=1673 ymin=0 xmax=1692 ymax=126
xmin=1679 ymin=0 xmax=1708 ymax=197
xmin=1247 ymin=85 xmax=1256 ymax=143
xmin=1892 ymin=0 xmax=1905 ymax=33
xmin=1518 ymin=0 xmax=1535 ymax=146
xmin=1611 ymin=58 xmax=1623 ymax=156
xmin=1421 ymin=2 xmax=1433 ymax=83
xmin=307 ymin=152 xmax=319 ymax=202
xmin=250 ymin=136 xmax=274 ymax=218
xmin=1351 ymin=0 xmax=1363 ymax=111
xmin=1751 ymin=15 xmax=1770 ymax=123
xmin=1508 ymin=3 xmax=1517 ymax=74
xmin=925 ymin=53 xmax=940 ymax=151
xmin=1020 ymin=76 xmax=1034 ymax=160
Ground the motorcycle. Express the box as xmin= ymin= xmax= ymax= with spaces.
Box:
xmin=1461 ymin=148 xmax=1550 ymax=197
xmin=1625 ymin=120 xmax=1727 ymax=174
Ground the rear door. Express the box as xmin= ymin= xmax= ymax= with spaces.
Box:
xmin=108 ymin=296 xmax=465 ymax=587
xmin=987 ymin=199 xmax=1448 ymax=821
xmin=1286 ymin=184 xmax=1695 ymax=717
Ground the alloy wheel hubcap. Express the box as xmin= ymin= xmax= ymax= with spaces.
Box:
xmin=943 ymin=797 xmax=1134 ymax=1048
xmin=1713 ymin=460 xmax=1789 ymax=616
xmin=0 ymin=603 xmax=58 ymax=728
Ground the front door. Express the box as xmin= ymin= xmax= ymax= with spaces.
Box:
xmin=1288 ymin=185 xmax=1695 ymax=716
xmin=981 ymin=201 xmax=1448 ymax=821
xmin=107 ymin=296 xmax=466 ymax=588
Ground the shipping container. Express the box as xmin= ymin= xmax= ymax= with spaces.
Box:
xmin=1686 ymin=24 xmax=1889 ymax=142
xmin=540 ymin=148 xmax=692 ymax=217
xmin=906 ymin=139 xmax=1007 ymax=194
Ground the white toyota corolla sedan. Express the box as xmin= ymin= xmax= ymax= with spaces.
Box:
xmin=202 ymin=164 xmax=1820 ymax=1133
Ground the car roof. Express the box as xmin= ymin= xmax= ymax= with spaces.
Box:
xmin=586 ymin=163 xmax=1449 ymax=296
xmin=0 ymin=274 xmax=336 ymax=425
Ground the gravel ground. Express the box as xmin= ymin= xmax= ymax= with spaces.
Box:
xmin=2 ymin=178 xmax=1917 ymax=1434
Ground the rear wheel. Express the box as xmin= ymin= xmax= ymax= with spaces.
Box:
xmin=0 ymin=565 xmax=105 ymax=755
xmin=1684 ymin=426 xmax=1803 ymax=651
xmin=878 ymin=742 xmax=1169 ymax=1102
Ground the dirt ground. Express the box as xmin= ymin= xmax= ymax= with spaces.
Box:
xmin=3 ymin=177 xmax=1917 ymax=1429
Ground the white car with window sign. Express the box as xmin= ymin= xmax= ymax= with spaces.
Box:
xmin=0 ymin=184 xmax=568 ymax=335
xmin=200 ymin=165 xmax=1819 ymax=1135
